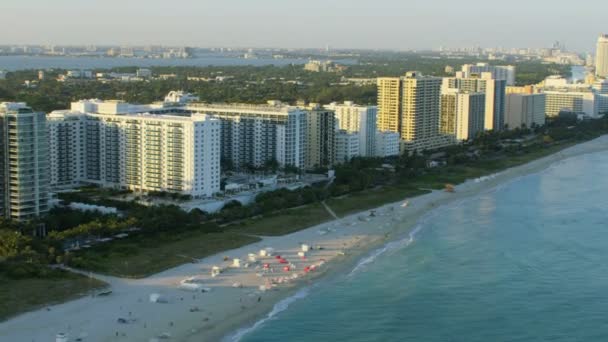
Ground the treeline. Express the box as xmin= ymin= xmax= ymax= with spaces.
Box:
xmin=0 ymin=60 xmax=569 ymax=113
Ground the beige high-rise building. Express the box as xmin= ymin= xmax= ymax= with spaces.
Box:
xmin=595 ymin=34 xmax=608 ymax=78
xmin=377 ymin=77 xmax=401 ymax=133
xmin=400 ymin=72 xmax=443 ymax=143
xmin=377 ymin=72 xmax=454 ymax=152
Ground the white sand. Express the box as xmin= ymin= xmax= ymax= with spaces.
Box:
xmin=1 ymin=135 xmax=607 ymax=342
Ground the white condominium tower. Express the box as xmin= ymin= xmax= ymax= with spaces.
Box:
xmin=49 ymin=100 xmax=221 ymax=198
xmin=185 ymin=101 xmax=307 ymax=170
xmin=0 ymin=103 xmax=50 ymax=220
xmin=335 ymin=130 xmax=359 ymax=164
xmin=47 ymin=111 xmax=86 ymax=189
xmin=325 ymin=101 xmax=377 ymax=157
xmin=595 ymin=34 xmax=608 ymax=78
xmin=504 ymin=88 xmax=546 ymax=129
xmin=460 ymin=63 xmax=516 ymax=86
xmin=443 ymin=72 xmax=507 ymax=131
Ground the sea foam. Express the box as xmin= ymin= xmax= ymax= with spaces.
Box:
xmin=224 ymin=287 xmax=311 ymax=342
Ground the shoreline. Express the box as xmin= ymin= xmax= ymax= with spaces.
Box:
xmin=1 ymin=135 xmax=607 ymax=342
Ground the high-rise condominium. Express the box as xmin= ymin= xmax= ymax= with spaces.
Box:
xmin=444 ymin=73 xmax=506 ymax=131
xmin=440 ymin=90 xmax=486 ymax=141
xmin=188 ymin=101 xmax=308 ymax=170
xmin=302 ymin=104 xmax=336 ymax=169
xmin=377 ymin=77 xmax=402 ymax=133
xmin=49 ymin=101 xmax=221 ymax=198
xmin=505 ymin=93 xmax=546 ymax=129
xmin=460 ymin=63 xmax=516 ymax=86
xmin=335 ymin=130 xmax=359 ymax=164
xmin=595 ymin=34 xmax=608 ymax=78
xmin=378 ymin=72 xmax=453 ymax=151
xmin=0 ymin=103 xmax=49 ymax=220
xmin=324 ymin=101 xmax=377 ymax=157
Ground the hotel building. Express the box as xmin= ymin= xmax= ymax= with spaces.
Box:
xmin=543 ymin=90 xmax=598 ymax=118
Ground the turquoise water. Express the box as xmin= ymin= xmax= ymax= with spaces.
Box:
xmin=237 ymin=151 xmax=608 ymax=342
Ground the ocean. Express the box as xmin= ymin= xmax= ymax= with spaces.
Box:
xmin=236 ymin=150 xmax=608 ymax=342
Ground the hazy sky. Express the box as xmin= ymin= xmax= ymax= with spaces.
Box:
xmin=2 ymin=0 xmax=606 ymax=51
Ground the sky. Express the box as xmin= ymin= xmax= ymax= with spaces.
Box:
xmin=1 ymin=0 xmax=606 ymax=52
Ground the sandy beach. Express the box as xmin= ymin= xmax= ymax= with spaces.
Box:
xmin=1 ymin=135 xmax=607 ymax=342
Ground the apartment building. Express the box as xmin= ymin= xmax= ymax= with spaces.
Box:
xmin=375 ymin=131 xmax=400 ymax=157
xmin=0 ymin=102 xmax=50 ymax=220
xmin=460 ymin=63 xmax=516 ymax=86
xmin=325 ymin=101 xmax=377 ymax=157
xmin=185 ymin=101 xmax=307 ymax=170
xmin=49 ymin=101 xmax=221 ymax=198
xmin=377 ymin=77 xmax=402 ymax=133
xmin=444 ymin=72 xmax=506 ymax=131
xmin=505 ymin=93 xmax=546 ymax=128
xmin=378 ymin=72 xmax=455 ymax=152
xmin=441 ymin=90 xmax=486 ymax=141
xmin=335 ymin=130 xmax=360 ymax=164
xmin=301 ymin=104 xmax=336 ymax=169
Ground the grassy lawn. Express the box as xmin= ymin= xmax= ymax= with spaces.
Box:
xmin=326 ymin=186 xmax=430 ymax=217
xmin=0 ymin=270 xmax=106 ymax=321
xmin=228 ymin=202 xmax=333 ymax=236
xmin=70 ymin=230 xmax=260 ymax=278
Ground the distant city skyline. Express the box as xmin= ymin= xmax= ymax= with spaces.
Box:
xmin=1 ymin=0 xmax=606 ymax=52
